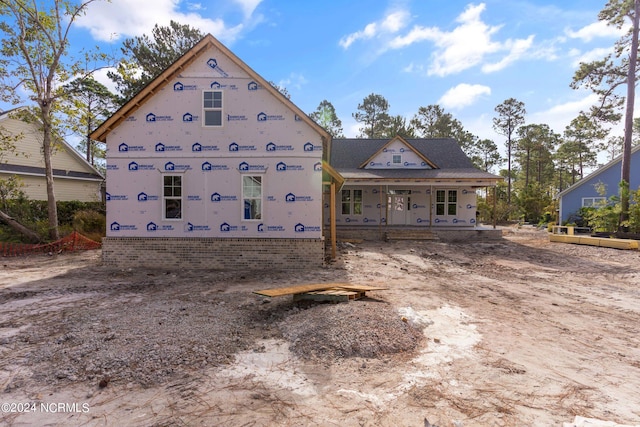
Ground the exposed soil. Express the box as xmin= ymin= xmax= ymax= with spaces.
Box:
xmin=0 ymin=226 xmax=639 ymax=426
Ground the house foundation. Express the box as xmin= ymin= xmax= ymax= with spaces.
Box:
xmin=102 ymin=237 xmax=325 ymax=270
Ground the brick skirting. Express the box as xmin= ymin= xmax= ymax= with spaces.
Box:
xmin=102 ymin=237 xmax=325 ymax=270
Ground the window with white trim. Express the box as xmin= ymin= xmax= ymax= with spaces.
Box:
xmin=242 ymin=175 xmax=262 ymax=220
xmin=436 ymin=189 xmax=457 ymax=216
xmin=582 ymin=197 xmax=606 ymax=208
xmin=341 ymin=189 xmax=362 ymax=215
xmin=163 ymin=175 xmax=182 ymax=220
xmin=392 ymin=154 xmax=402 ymax=165
xmin=203 ymin=90 xmax=223 ymax=127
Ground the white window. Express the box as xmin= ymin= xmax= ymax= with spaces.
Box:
xmin=582 ymin=197 xmax=606 ymax=208
xmin=436 ymin=189 xmax=457 ymax=216
xmin=242 ymin=175 xmax=262 ymax=220
xmin=341 ymin=189 xmax=362 ymax=215
xmin=203 ymin=90 xmax=223 ymax=127
xmin=163 ymin=175 xmax=182 ymax=220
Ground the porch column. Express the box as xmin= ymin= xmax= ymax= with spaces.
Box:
xmin=330 ymin=182 xmax=337 ymax=259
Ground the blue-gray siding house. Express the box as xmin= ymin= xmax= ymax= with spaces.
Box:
xmin=557 ymin=144 xmax=640 ymax=224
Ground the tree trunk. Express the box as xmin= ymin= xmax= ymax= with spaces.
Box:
xmin=40 ymin=103 xmax=60 ymax=240
xmin=621 ymin=0 xmax=640 ymax=224
xmin=0 ymin=210 xmax=41 ymax=243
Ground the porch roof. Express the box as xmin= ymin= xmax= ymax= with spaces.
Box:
xmin=337 ymin=167 xmax=501 ymax=186
xmin=330 ymin=138 xmax=502 ymax=186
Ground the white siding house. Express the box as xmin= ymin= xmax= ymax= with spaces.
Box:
xmin=91 ymin=34 xmax=335 ymax=269
xmin=0 ymin=109 xmax=103 ymax=202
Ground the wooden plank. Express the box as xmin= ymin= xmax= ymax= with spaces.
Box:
xmin=254 ymin=283 xmax=337 ymax=297
xmin=254 ymin=283 xmax=387 ymax=298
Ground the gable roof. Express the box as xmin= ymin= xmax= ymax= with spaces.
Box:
xmin=329 ymin=138 xmax=500 ymax=184
xmin=0 ymin=109 xmax=104 ymax=181
xmin=557 ymin=144 xmax=640 ymax=198
xmin=358 ymin=136 xmax=438 ymax=169
xmin=90 ymin=34 xmax=331 ymax=148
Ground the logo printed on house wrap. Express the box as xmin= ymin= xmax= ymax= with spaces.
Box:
xmin=266 ymin=142 xmax=294 ymax=151
xmin=202 ymin=162 xmax=229 ymax=171
xmin=137 ymin=192 xmax=159 ymax=201
xmin=128 ymin=162 xmax=154 ymax=171
xmin=207 ymin=58 xmax=229 ymax=77
xmin=146 ymin=113 xmax=173 ymax=122
xmin=156 ymin=142 xmax=182 ymax=152
xmin=105 ymin=192 xmax=128 ymax=201
xmin=229 ymin=142 xmax=256 ymax=151
xmin=286 ymin=193 xmax=313 ymax=202
xmin=220 ymin=222 xmax=238 ymax=232
xmin=257 ymin=112 xmax=285 ymax=122
xmin=185 ymin=222 xmax=211 ymax=232
xmin=211 ymin=193 xmax=237 ymax=202
xmin=276 ymin=162 xmax=304 ymax=172
xmin=174 ymin=81 xmax=197 ymax=91
xmin=304 ymin=142 xmax=322 ymax=151
xmin=110 ymin=222 xmax=137 ymax=231
xmin=183 ymin=113 xmax=200 ymax=122
xmin=210 ymin=81 xmax=238 ymax=90
xmin=294 ymin=223 xmax=321 ymax=233
xmin=164 ymin=161 xmax=191 ymax=171
xmin=192 ymin=142 xmax=219 ymax=152
xmin=238 ymin=162 xmax=266 ymax=172
xmin=119 ymin=142 xmax=145 ymax=152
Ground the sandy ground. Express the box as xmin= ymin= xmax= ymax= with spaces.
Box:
xmin=1 ymin=226 xmax=640 ymax=427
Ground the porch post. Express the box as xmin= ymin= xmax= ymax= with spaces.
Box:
xmin=493 ymin=185 xmax=497 ymax=229
xmin=331 ymin=181 xmax=337 ymax=259
xmin=429 ymin=185 xmax=433 ymax=229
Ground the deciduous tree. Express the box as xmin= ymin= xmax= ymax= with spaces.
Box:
xmin=0 ymin=0 xmax=103 ymax=240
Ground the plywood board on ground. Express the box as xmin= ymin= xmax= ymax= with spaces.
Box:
xmin=254 ymin=283 xmax=388 ymax=298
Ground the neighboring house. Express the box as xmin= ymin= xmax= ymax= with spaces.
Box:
xmin=326 ymin=137 xmax=502 ymax=240
xmin=0 ymin=109 xmax=104 ymax=202
xmin=557 ymin=144 xmax=640 ymax=224
xmin=90 ymin=34 xmax=338 ymax=270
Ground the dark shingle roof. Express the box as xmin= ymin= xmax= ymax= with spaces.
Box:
xmin=330 ymin=138 xmax=475 ymax=169
xmin=329 ymin=138 xmax=500 ymax=182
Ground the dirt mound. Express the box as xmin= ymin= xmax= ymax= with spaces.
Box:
xmin=278 ymin=301 xmax=424 ymax=361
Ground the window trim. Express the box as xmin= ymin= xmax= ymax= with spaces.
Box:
xmin=341 ymin=189 xmax=363 ymax=216
xmin=162 ymin=174 xmax=183 ymax=221
xmin=202 ymin=90 xmax=223 ymax=128
xmin=435 ymin=189 xmax=457 ymax=216
xmin=582 ymin=197 xmax=606 ymax=208
xmin=242 ymin=175 xmax=262 ymax=221
xmin=392 ymin=154 xmax=402 ymax=165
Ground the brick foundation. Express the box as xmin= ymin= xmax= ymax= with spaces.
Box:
xmin=102 ymin=237 xmax=325 ymax=270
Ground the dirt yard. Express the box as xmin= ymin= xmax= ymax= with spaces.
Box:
xmin=1 ymin=226 xmax=639 ymax=427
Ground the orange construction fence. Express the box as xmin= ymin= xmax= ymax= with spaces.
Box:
xmin=0 ymin=231 xmax=101 ymax=257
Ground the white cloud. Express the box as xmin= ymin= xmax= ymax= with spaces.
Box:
xmin=569 ymin=47 xmax=614 ymax=67
xmin=278 ymin=72 xmax=308 ymax=92
xmin=234 ymin=0 xmax=262 ymax=18
xmin=76 ymin=0 xmax=258 ymax=45
xmin=565 ymin=21 xmax=625 ymax=42
xmin=339 ymin=10 xmax=410 ymax=49
xmin=438 ymin=83 xmax=491 ymax=109
xmin=386 ymin=3 xmax=534 ymax=77
xmin=482 ymin=35 xmax=534 ymax=73
xmin=530 ymin=93 xmax=601 ymax=134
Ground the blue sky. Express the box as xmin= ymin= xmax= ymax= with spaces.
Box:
xmin=3 ymin=1 xmax=630 ymax=149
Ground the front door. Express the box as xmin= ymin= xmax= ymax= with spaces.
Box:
xmin=387 ymin=190 xmax=411 ymax=225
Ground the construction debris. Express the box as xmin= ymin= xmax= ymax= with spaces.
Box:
xmin=254 ymin=283 xmax=388 ymax=303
